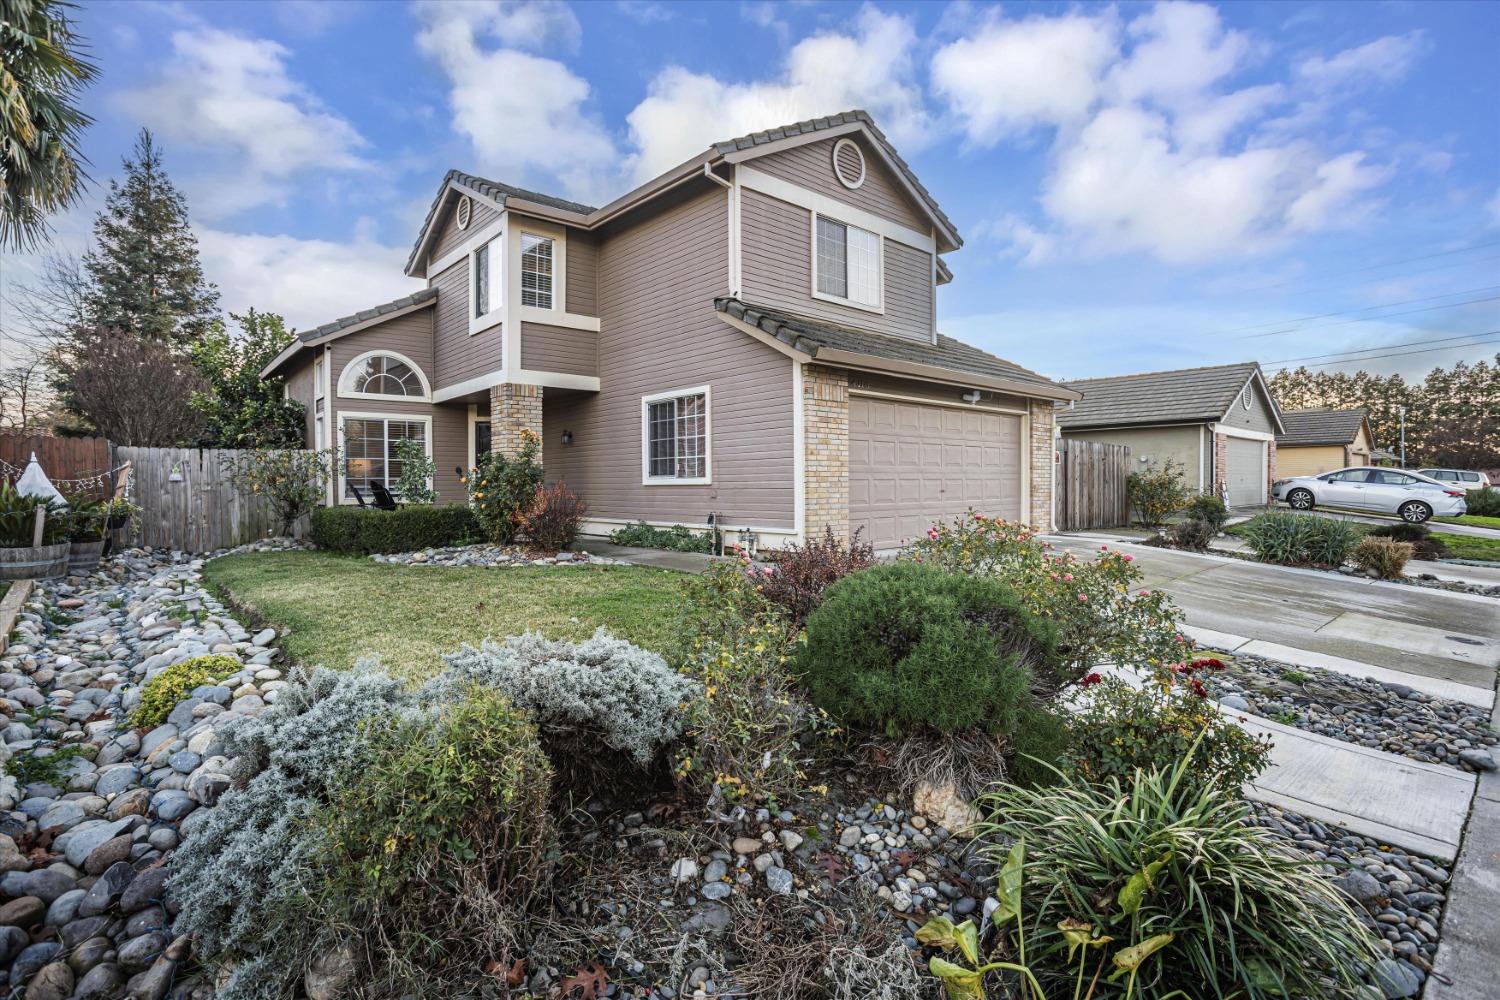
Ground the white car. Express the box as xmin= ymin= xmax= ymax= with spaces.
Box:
xmin=1416 ymin=468 xmax=1492 ymax=491
xmin=1272 ymin=467 xmax=1468 ymax=523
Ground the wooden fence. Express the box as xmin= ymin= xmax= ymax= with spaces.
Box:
xmin=0 ymin=434 xmax=111 ymax=488
xmin=1056 ymin=439 xmax=1132 ymax=531
xmin=114 ymin=447 xmax=307 ymax=552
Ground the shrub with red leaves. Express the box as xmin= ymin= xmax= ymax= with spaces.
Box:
xmin=524 ymin=481 xmax=587 ymax=552
xmin=759 ymin=527 xmax=875 ymax=624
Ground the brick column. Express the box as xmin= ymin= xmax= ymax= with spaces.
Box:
xmin=803 ymin=365 xmax=849 ymax=542
xmin=1266 ymin=438 xmax=1277 ymax=502
xmin=1027 ymin=399 xmax=1057 ymax=531
xmin=490 ymin=383 xmax=543 ymax=463
xmin=1212 ymin=432 xmax=1228 ymax=499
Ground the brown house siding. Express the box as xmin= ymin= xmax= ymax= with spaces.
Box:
xmin=544 ymin=183 xmax=797 ymax=532
xmin=281 ymin=354 xmax=317 ymax=443
xmin=565 ymin=229 xmax=599 ymax=317
xmin=520 ymin=322 xmax=597 ymax=377
xmin=431 ymin=259 xmax=502 ymax=390
xmin=431 ymin=197 xmax=499 ymax=262
xmin=740 ymin=188 xmax=934 ymax=344
xmin=752 ymin=135 xmax=927 ymax=232
xmin=328 ymin=310 xmax=434 ymax=388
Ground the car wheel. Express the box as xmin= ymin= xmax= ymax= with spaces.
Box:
xmin=1287 ymin=488 xmax=1315 ymax=510
xmin=1399 ymin=500 xmax=1432 ymax=524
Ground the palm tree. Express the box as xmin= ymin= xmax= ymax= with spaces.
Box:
xmin=0 ymin=0 xmax=97 ymax=251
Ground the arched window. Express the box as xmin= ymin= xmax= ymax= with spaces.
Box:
xmin=340 ymin=352 xmax=430 ymax=399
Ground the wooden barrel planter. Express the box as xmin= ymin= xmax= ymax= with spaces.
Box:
xmin=0 ymin=543 xmax=71 ymax=581
xmin=68 ymin=540 xmax=106 ymax=573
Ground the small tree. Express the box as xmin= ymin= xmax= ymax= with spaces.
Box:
xmin=56 ymin=328 xmax=206 ymax=445
xmin=392 ymin=437 xmax=437 ymax=504
xmin=1127 ymin=458 xmax=1191 ymax=526
xmin=227 ymin=448 xmax=334 ymax=536
xmin=467 ymin=429 xmax=542 ymax=544
xmin=190 ymin=309 xmax=306 ymax=448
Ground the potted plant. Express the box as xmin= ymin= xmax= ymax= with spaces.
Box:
xmin=0 ymin=482 xmax=71 ymax=580
xmin=103 ymin=496 xmax=140 ymax=531
xmin=65 ymin=497 xmax=108 ymax=573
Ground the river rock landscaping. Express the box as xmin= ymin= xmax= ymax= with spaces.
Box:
xmin=1206 ymin=650 xmax=1500 ymax=772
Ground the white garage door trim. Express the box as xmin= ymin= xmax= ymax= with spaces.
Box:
xmin=848 ymin=391 xmax=1028 ymax=551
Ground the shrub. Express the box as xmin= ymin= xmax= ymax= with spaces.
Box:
xmin=672 ymin=557 xmax=829 ymax=808
xmin=968 ymin=759 xmax=1385 ymax=999
xmin=5 ymin=740 xmax=89 ymax=787
xmin=1239 ymin=511 xmax=1363 ymax=566
xmin=1065 ymin=660 xmax=1272 ymax=796
xmin=1127 ymin=459 xmax=1192 ymax=526
xmin=796 ymin=562 xmax=1062 ymax=737
xmin=444 ymin=630 xmax=701 ymax=795
xmin=1184 ymin=493 xmax=1229 ymax=531
xmin=309 ymin=503 xmax=478 ymax=554
xmin=608 ymin=519 xmax=714 ymax=552
xmin=524 ymin=480 xmax=586 ymax=551
xmin=1351 ymin=536 xmax=1414 ymax=579
xmin=467 ymin=429 xmax=543 ymax=543
xmin=133 ymin=654 xmax=238 ymax=729
xmin=0 ymin=481 xmax=69 ymax=546
xmin=225 ymin=447 xmax=334 ymax=535
xmin=1464 ymin=486 xmax=1500 ymax=516
xmin=1159 ymin=517 xmax=1213 ymax=551
xmin=391 ymin=437 xmax=437 ymax=504
xmin=1366 ymin=521 xmax=1448 ymax=559
xmin=902 ymin=514 xmax=1185 ymax=680
xmin=759 ymin=527 xmax=875 ymax=624
xmin=63 ymin=495 xmax=107 ymax=543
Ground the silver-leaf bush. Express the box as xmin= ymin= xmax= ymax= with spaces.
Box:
xmin=444 ymin=629 xmax=702 ymax=764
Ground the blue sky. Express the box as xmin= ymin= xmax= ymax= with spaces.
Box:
xmin=4 ymin=0 xmax=1498 ymax=382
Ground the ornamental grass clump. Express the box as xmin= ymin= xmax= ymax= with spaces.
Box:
xmin=966 ymin=752 xmax=1386 ymax=999
xmin=444 ymin=629 xmax=701 ymax=797
xmin=1240 ymin=511 xmax=1363 ymax=567
xmin=1351 ymin=536 xmax=1415 ymax=579
xmin=132 ymin=654 xmax=238 ymax=729
xmin=902 ymin=513 xmax=1185 ymax=680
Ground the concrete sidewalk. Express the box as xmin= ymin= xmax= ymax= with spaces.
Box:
xmin=578 ymin=538 xmax=716 ymax=572
xmin=1048 ymin=536 xmax=1500 ymax=692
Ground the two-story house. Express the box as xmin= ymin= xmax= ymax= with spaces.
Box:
xmin=261 ymin=111 xmax=1080 ymax=550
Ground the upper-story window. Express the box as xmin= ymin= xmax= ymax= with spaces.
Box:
xmin=521 ymin=233 xmax=554 ymax=309
xmin=814 ymin=215 xmax=881 ymax=310
xmin=474 ymin=241 xmax=492 ymax=318
xmin=339 ymin=351 xmax=431 ymax=400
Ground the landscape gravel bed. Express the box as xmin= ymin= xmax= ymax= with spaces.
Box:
xmin=1251 ymin=802 xmax=1448 ymax=998
xmin=371 ymin=543 xmax=625 ymax=567
xmin=1207 ymin=650 xmax=1499 ymax=773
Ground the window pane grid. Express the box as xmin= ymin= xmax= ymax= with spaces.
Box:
xmin=816 ymin=217 xmax=847 ymax=298
xmin=352 ymin=356 xmax=421 ymax=397
xmin=647 ymin=400 xmax=676 ymax=477
xmin=646 ymin=393 xmax=707 ymax=481
xmin=521 ymin=234 xmax=553 ymax=309
xmin=344 ymin=418 xmax=427 ymax=499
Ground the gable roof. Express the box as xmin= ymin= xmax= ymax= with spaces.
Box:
xmin=260 ymin=287 xmax=436 ymax=378
xmin=1277 ymin=408 xmax=1370 ymax=447
xmin=1056 ymin=362 xmax=1280 ymax=430
xmin=406 ymin=109 xmax=959 ymax=276
xmin=715 ymin=298 xmax=1078 ymax=402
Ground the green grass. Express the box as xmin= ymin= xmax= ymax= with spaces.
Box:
xmin=1436 ymin=514 xmax=1500 ymax=530
xmin=203 ymin=551 xmax=689 ymax=680
xmin=1434 ymin=532 xmax=1500 ymax=563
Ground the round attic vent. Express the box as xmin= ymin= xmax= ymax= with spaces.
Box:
xmin=832 ymin=138 xmax=866 ymax=190
xmin=456 ymin=195 xmax=472 ymax=230
xmin=1242 ymin=385 xmax=1252 ymax=410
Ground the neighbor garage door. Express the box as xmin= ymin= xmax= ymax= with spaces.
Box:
xmin=1224 ymin=436 xmax=1267 ymax=507
xmin=849 ymin=395 xmax=1023 ymax=551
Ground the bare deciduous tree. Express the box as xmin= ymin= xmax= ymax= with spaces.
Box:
xmin=57 ymin=329 xmax=205 ymax=445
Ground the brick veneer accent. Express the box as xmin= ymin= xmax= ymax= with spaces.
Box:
xmin=1265 ymin=438 xmax=1277 ymax=503
xmin=1028 ymin=399 xmax=1057 ymax=531
xmin=490 ymin=383 xmax=543 ymax=463
xmin=803 ymin=365 xmax=850 ymax=541
xmin=1212 ymin=432 xmax=1228 ymax=500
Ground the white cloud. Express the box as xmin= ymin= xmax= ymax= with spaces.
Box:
xmin=934 ymin=2 xmax=1414 ymax=264
xmin=624 ymin=7 xmax=928 ymax=183
xmin=414 ymin=1 xmax=614 ymax=202
xmin=197 ymin=227 xmax=420 ymax=331
xmin=932 ymin=12 xmax=1119 ymax=143
xmin=115 ymin=27 xmax=368 ymax=217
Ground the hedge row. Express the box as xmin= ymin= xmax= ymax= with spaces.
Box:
xmin=309 ymin=504 xmax=479 ymax=554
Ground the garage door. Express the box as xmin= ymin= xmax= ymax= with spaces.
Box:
xmin=1224 ymin=436 xmax=1267 ymax=507
xmin=849 ymin=396 xmax=1023 ymax=551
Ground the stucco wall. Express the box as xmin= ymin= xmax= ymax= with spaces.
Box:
xmin=1061 ymin=425 xmax=1208 ymax=490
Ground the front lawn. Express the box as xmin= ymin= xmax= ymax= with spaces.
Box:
xmin=203 ymin=551 xmax=687 ymax=679
xmin=1436 ymin=514 xmax=1500 ymax=530
xmin=1433 ymin=532 xmax=1500 ymax=563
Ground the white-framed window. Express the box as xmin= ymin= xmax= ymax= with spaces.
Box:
xmin=813 ymin=214 xmax=882 ymax=311
xmin=641 ymin=387 xmax=710 ymax=485
xmin=337 ymin=351 xmax=432 ymax=401
xmin=520 ymin=233 xmax=554 ymax=309
xmin=339 ymin=414 xmax=431 ymax=501
xmin=313 ymin=356 xmax=325 ymax=400
xmin=469 ymin=232 xmax=503 ymax=333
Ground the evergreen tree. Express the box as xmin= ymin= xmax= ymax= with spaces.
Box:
xmin=81 ymin=129 xmax=219 ymax=345
xmin=190 ymin=309 xmax=306 ymax=448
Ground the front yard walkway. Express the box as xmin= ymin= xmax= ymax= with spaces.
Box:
xmin=202 ymin=550 xmax=687 ymax=679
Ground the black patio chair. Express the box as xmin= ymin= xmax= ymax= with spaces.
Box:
xmin=369 ymin=482 xmax=400 ymax=510
xmin=348 ymin=483 xmax=371 ymax=507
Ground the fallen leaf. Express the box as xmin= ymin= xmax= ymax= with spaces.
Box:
xmin=559 ymin=962 xmax=608 ymax=999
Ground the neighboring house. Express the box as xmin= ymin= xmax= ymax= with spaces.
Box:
xmin=261 ymin=111 xmax=1080 ymax=551
xmin=1056 ymin=362 xmax=1284 ymax=507
xmin=1275 ymin=408 xmax=1375 ymax=478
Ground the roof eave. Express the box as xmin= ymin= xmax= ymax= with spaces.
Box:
xmin=813 ymin=347 xmax=1080 ymax=401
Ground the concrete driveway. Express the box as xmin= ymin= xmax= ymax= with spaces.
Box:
xmin=1046 ymin=536 xmax=1500 ymax=694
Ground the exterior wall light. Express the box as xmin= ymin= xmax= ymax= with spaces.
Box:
xmin=561 ymin=430 xmax=574 ymax=445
